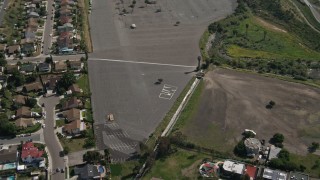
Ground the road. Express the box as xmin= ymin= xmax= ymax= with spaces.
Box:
xmin=303 ymin=0 xmax=320 ymax=23
xmin=39 ymin=96 xmax=65 ymax=180
xmin=0 ymin=134 xmax=41 ymax=145
xmin=43 ymin=0 xmax=55 ymax=55
xmin=0 ymin=0 xmax=9 ymax=26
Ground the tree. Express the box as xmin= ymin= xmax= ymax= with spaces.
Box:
xmin=245 ymin=23 xmax=249 ymax=37
xmin=83 ymin=151 xmax=103 ymax=163
xmin=234 ymin=140 xmax=247 ymax=157
xmin=270 ymin=133 xmax=284 ymax=146
xmin=25 ymin=98 xmax=37 ymax=108
xmin=63 ymin=146 xmax=70 ymax=155
xmin=0 ymin=113 xmax=17 ymax=136
xmin=7 ymin=70 xmax=25 ymax=87
xmin=157 ymin=137 xmax=171 ymax=158
xmin=278 ymin=149 xmax=290 ymax=161
xmin=45 ymin=57 xmax=53 ymax=64
xmin=309 ymin=142 xmax=320 ymax=152
xmin=263 ymin=30 xmax=267 ymax=40
xmin=56 ymin=72 xmax=76 ymax=94
xmin=83 ymin=138 xmax=95 ymax=148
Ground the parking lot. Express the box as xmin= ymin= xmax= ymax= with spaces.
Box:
xmin=88 ymin=0 xmax=237 ymax=161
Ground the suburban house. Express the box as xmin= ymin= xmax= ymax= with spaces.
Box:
xmin=15 ymin=118 xmax=36 ymax=128
xmin=262 ymin=168 xmax=287 ymax=180
xmin=20 ymin=63 xmax=36 ymax=74
xmin=27 ymin=18 xmax=38 ymax=31
xmin=24 ymin=27 xmax=36 ymax=42
xmin=54 ymin=61 xmax=67 ymax=72
xmin=69 ymin=60 xmax=83 ymax=71
xmin=62 ymin=97 xmax=82 ymax=110
xmin=59 ymin=15 xmax=73 ymax=25
xmin=6 ymin=45 xmax=20 ymax=55
xmin=244 ymin=165 xmax=258 ymax=180
xmin=16 ymin=106 xmax=32 ymax=118
xmin=38 ymin=63 xmax=51 ymax=72
xmin=222 ymin=160 xmax=245 ymax=176
xmin=74 ymin=164 xmax=106 ymax=180
xmin=28 ymin=12 xmax=40 ymax=18
xmin=62 ymin=108 xmax=80 ymax=122
xmin=6 ymin=64 xmax=19 ymax=74
xmin=42 ymin=74 xmax=61 ymax=91
xmin=58 ymin=23 xmax=73 ymax=33
xmin=13 ymin=95 xmax=28 ymax=105
xmin=21 ymin=142 xmax=44 ymax=164
xmin=23 ymin=81 xmax=43 ymax=92
xmin=57 ymin=31 xmax=73 ymax=54
xmin=21 ymin=42 xmax=37 ymax=55
xmin=0 ymin=145 xmax=18 ymax=165
xmin=63 ymin=119 xmax=83 ymax=135
xmin=68 ymin=84 xmax=82 ymax=94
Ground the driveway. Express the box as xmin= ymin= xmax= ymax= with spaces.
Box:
xmin=42 ymin=0 xmax=55 ymax=55
xmin=39 ymin=96 xmax=65 ymax=180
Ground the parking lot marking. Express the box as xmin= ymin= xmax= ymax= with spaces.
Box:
xmin=159 ymin=84 xmax=178 ymax=100
xmin=90 ymin=58 xmax=196 ymax=68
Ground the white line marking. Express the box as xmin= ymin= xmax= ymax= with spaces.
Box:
xmin=159 ymin=84 xmax=178 ymax=100
xmin=90 ymin=58 xmax=196 ymax=68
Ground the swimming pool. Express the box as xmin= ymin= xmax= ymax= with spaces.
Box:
xmin=7 ymin=176 xmax=15 ymax=180
xmin=3 ymin=163 xmax=16 ymax=170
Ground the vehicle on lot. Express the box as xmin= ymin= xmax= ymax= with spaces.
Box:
xmin=60 ymin=168 xmax=64 ymax=173
xmin=56 ymin=168 xmax=60 ymax=172
xmin=106 ymin=113 xmax=114 ymax=122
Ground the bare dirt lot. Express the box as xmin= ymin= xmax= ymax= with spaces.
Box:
xmin=181 ymin=68 xmax=320 ymax=155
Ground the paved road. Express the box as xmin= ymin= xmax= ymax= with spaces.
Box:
xmin=39 ymin=96 xmax=65 ymax=180
xmin=303 ymin=0 xmax=320 ymax=23
xmin=0 ymin=134 xmax=41 ymax=145
xmin=0 ymin=0 xmax=9 ymax=26
xmin=43 ymin=0 xmax=55 ymax=55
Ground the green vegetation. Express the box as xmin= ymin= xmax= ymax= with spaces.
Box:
xmin=291 ymin=0 xmax=320 ymax=31
xmin=199 ymin=30 xmax=210 ymax=60
xmin=56 ymin=119 xmax=65 ymax=127
xmin=144 ymin=147 xmax=210 ymax=179
xmin=17 ymin=123 xmax=41 ymax=134
xmin=60 ymin=137 xmax=86 ymax=153
xmin=290 ymin=153 xmax=320 ymax=177
xmin=77 ymin=74 xmax=90 ymax=94
xmin=0 ymin=113 xmax=16 ymax=137
xmin=110 ymin=164 xmax=122 ymax=176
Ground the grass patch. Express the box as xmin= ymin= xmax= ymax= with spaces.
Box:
xmin=60 ymin=138 xmax=86 ymax=153
xmin=110 ymin=161 xmax=139 ymax=180
xmin=291 ymin=0 xmax=320 ymax=31
xmin=224 ymin=15 xmax=320 ymax=60
xmin=56 ymin=119 xmax=65 ymax=127
xmin=78 ymin=0 xmax=92 ymax=52
xmin=290 ymin=153 xmax=320 ymax=178
xmin=199 ymin=30 xmax=210 ymax=60
xmin=110 ymin=164 xmax=122 ymax=176
xmin=144 ymin=147 xmax=210 ymax=179
xmin=17 ymin=123 xmax=41 ymax=134
xmin=77 ymin=74 xmax=90 ymax=94
xmin=145 ymin=77 xmax=196 ymax=149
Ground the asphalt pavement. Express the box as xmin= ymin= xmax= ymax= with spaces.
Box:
xmin=39 ymin=96 xmax=65 ymax=180
xmin=0 ymin=134 xmax=41 ymax=145
xmin=43 ymin=0 xmax=55 ymax=55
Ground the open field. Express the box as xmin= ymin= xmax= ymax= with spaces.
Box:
xmin=144 ymin=147 xmax=211 ymax=180
xmin=176 ymin=68 xmax=320 ymax=155
xmin=224 ymin=15 xmax=320 ymax=60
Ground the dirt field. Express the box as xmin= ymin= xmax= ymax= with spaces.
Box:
xmin=181 ymin=68 xmax=320 ymax=155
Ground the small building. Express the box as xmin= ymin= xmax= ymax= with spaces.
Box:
xmin=63 ymin=119 xmax=82 ymax=135
xmin=38 ymin=63 xmax=51 ymax=72
xmin=58 ymin=23 xmax=73 ymax=33
xmin=21 ymin=142 xmax=44 ymax=164
xmin=16 ymin=106 xmax=32 ymax=118
xmin=28 ymin=12 xmax=40 ymax=18
xmin=21 ymin=42 xmax=36 ymax=55
xmin=244 ymin=138 xmax=261 ymax=157
xmin=288 ymin=172 xmax=309 ymax=180
xmin=68 ymin=84 xmax=82 ymax=94
xmin=15 ymin=118 xmax=36 ymax=128
xmin=62 ymin=108 xmax=80 ymax=122
xmin=0 ymin=145 xmax=18 ymax=165
xmin=244 ymin=165 xmax=257 ymax=180
xmin=222 ymin=160 xmax=245 ymax=175
xmin=20 ymin=63 xmax=36 ymax=74
xmin=262 ymin=168 xmax=287 ymax=180
xmin=6 ymin=64 xmax=19 ymax=74
xmin=268 ymin=145 xmax=282 ymax=161
xmin=74 ymin=164 xmax=105 ymax=180
xmin=69 ymin=60 xmax=83 ymax=71
xmin=13 ymin=95 xmax=28 ymax=105
xmin=6 ymin=45 xmax=20 ymax=55
xmin=23 ymin=81 xmax=43 ymax=92
xmin=62 ymin=97 xmax=81 ymax=110
xmin=54 ymin=61 xmax=67 ymax=72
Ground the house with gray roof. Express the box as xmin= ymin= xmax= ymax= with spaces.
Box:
xmin=20 ymin=63 xmax=36 ymax=74
xmin=74 ymin=164 xmax=105 ymax=179
xmin=38 ymin=63 xmax=51 ymax=72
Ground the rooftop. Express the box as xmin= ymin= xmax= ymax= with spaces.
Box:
xmin=288 ymin=172 xmax=309 ymax=180
xmin=0 ymin=145 xmax=18 ymax=164
xmin=21 ymin=142 xmax=44 ymax=159
xmin=263 ymin=168 xmax=287 ymax=180
xmin=223 ymin=160 xmax=245 ymax=175
xmin=244 ymin=138 xmax=262 ymax=149
xmin=245 ymin=165 xmax=257 ymax=179
xmin=268 ymin=145 xmax=282 ymax=160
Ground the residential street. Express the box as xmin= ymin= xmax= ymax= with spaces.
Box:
xmin=43 ymin=0 xmax=55 ymax=55
xmin=39 ymin=96 xmax=65 ymax=180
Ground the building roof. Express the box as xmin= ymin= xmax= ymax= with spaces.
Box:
xmin=7 ymin=45 xmax=20 ymax=54
xmin=6 ymin=64 xmax=19 ymax=73
xmin=63 ymin=108 xmax=80 ymax=122
xmin=222 ymin=160 xmax=245 ymax=175
xmin=262 ymin=168 xmax=287 ymax=180
xmin=16 ymin=106 xmax=31 ymax=118
xmin=27 ymin=18 xmax=38 ymax=28
xmin=68 ymin=84 xmax=81 ymax=93
xmin=21 ymin=142 xmax=44 ymax=159
xmin=0 ymin=145 xmax=18 ymax=164
xmin=244 ymin=138 xmax=261 ymax=153
xmin=63 ymin=119 xmax=81 ymax=134
xmin=13 ymin=95 xmax=27 ymax=104
xmin=288 ymin=172 xmax=309 ymax=180
xmin=245 ymin=165 xmax=257 ymax=179
xmin=69 ymin=61 xmax=82 ymax=69
xmin=20 ymin=63 xmax=36 ymax=73
xmin=24 ymin=81 xmax=43 ymax=92
xmin=15 ymin=118 xmax=35 ymax=127
xmin=63 ymin=97 xmax=80 ymax=110
xmin=74 ymin=164 xmax=101 ymax=179
xmin=38 ymin=63 xmax=51 ymax=72
xmin=54 ymin=61 xmax=67 ymax=71
xmin=29 ymin=12 xmax=39 ymax=17
xmin=268 ymin=145 xmax=282 ymax=160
